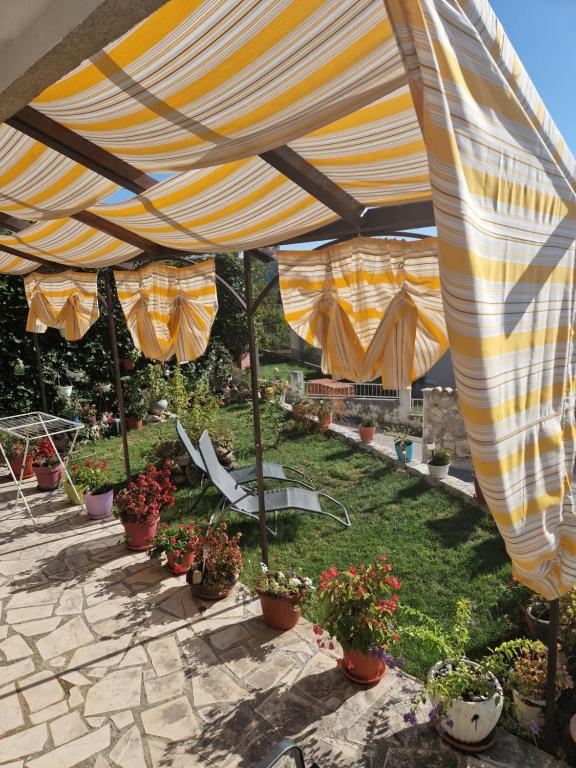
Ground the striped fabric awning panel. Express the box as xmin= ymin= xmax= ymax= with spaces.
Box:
xmin=23 ymin=271 xmax=100 ymax=341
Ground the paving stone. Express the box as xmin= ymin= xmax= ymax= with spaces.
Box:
xmin=147 ymin=636 xmax=182 ymax=677
xmin=49 ymin=711 xmax=88 ymax=746
xmin=192 ymin=668 xmax=247 ymax=707
xmin=0 ymin=723 xmax=48 ymax=763
xmin=245 ymin=653 xmax=300 ymax=690
xmin=0 ymin=658 xmax=35 ymax=687
xmin=145 ymin=670 xmax=186 ymax=704
xmin=0 ymin=634 xmax=32 ymax=661
xmin=14 ymin=617 xmax=61 ymax=637
xmin=66 ymin=636 xmax=132 ymax=671
xmin=54 ymin=588 xmax=83 ymax=616
xmin=59 ymin=672 xmax=91 ymax=687
xmin=36 ymin=617 xmax=94 ymax=660
xmin=26 ymin=724 xmax=110 ymax=768
xmin=94 ymin=757 xmax=112 ymax=768
xmin=110 ymin=710 xmax=134 ymax=729
xmin=209 ymin=624 xmax=250 ymax=651
xmin=109 ymin=725 xmax=146 ymax=768
xmin=0 ymin=684 xmax=24 ymax=737
xmin=84 ymin=596 xmax=134 ymax=625
xmin=156 ymin=588 xmax=201 ymax=620
xmin=0 ymin=626 xmax=8 ymax=640
xmin=86 ymin=716 xmax=107 ymax=728
xmin=30 ymin=700 xmax=69 ymax=724
xmin=68 ymin=687 xmax=84 ymax=708
xmin=5 ymin=604 xmax=54 ymax=625
xmin=48 ymin=656 xmax=67 ymax=669
xmin=84 ymin=667 xmax=142 ymax=716
xmin=117 ymin=645 xmax=148 ymax=668
xmin=141 ymin=696 xmax=200 ymax=741
xmin=18 ymin=670 xmax=65 ymax=713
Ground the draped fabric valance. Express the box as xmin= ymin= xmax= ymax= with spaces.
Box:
xmin=23 ymin=271 xmax=99 ymax=341
xmin=278 ymin=237 xmax=447 ymax=388
xmin=386 ymin=0 xmax=576 ymax=598
xmin=113 ymin=261 xmax=217 ymax=363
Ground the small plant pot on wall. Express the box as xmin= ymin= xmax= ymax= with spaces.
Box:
xmin=318 ymin=412 xmax=333 ymax=429
xmin=395 ymin=440 xmax=413 ymax=462
xmin=427 ymin=449 xmax=451 ymax=480
xmin=125 ymin=417 xmax=143 ymax=431
xmin=359 ymin=425 xmax=375 ymax=443
xmin=84 ymin=489 xmax=114 ymax=520
xmin=33 ymin=464 xmax=64 ymax=491
xmin=259 ymin=593 xmax=301 ymax=631
xmin=341 ymin=648 xmax=386 ymax=685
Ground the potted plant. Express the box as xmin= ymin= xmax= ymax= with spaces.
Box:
xmin=524 ymin=593 xmax=550 ymax=644
xmin=314 ymin=399 xmax=333 ymax=430
xmin=250 ymin=564 xmax=315 ymax=630
xmin=122 ymin=348 xmax=141 ymax=371
xmin=32 ymin=438 xmax=64 ymax=490
xmin=402 ymin=600 xmax=503 ymax=751
xmin=485 ymin=638 xmax=566 ymax=732
xmin=394 ymin=428 xmax=413 ymax=462
xmin=428 ymin=448 xmax=451 ymax=479
xmin=70 ymin=459 xmax=113 ymax=519
xmin=359 ymin=415 xmax=377 ymax=443
xmin=81 ymin=403 xmax=98 ymax=427
xmin=312 ymin=556 xmax=402 ymax=685
xmin=291 ymin=394 xmax=311 ymax=420
xmin=186 ymin=522 xmax=243 ymax=600
xmin=148 ymin=521 xmax=198 ymax=574
xmin=146 ymin=363 xmax=169 ymax=414
xmin=114 ymin=461 xmax=176 ymax=550
xmin=123 ymin=376 xmax=148 ymax=430
xmin=1 ymin=436 xmax=34 ymax=479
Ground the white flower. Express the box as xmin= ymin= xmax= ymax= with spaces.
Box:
xmin=303 ymin=577 xmax=313 ymax=587
xmin=277 ymin=571 xmax=285 ymax=580
xmin=260 ymin=563 xmax=268 ymax=574
xmin=289 ymin=577 xmax=301 ymax=588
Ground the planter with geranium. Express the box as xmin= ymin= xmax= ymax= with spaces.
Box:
xmin=428 ymin=448 xmax=451 ymax=479
xmin=71 ymin=459 xmax=113 ymax=519
xmin=251 ymin=564 xmax=315 ymax=630
xmin=359 ymin=415 xmax=377 ymax=443
xmin=402 ymin=599 xmax=503 ymax=751
xmin=186 ymin=522 xmax=242 ymax=600
xmin=1 ymin=436 xmax=34 ymax=479
xmin=312 ymin=556 xmax=401 ymax=685
xmin=114 ymin=461 xmax=176 ymax=551
xmin=32 ymin=439 xmax=64 ymax=490
xmin=81 ymin=404 xmax=98 ymax=427
xmin=148 ymin=522 xmax=198 ymax=574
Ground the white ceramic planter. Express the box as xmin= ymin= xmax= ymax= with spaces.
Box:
xmin=429 ymin=660 xmax=503 ymax=747
xmin=428 ymin=462 xmax=450 ymax=479
xmin=151 ymin=399 xmax=168 ymax=413
xmin=57 ymin=385 xmax=73 ymax=398
xmin=512 ymin=688 xmax=546 ymax=729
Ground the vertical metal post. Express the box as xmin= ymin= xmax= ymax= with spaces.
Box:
xmin=104 ymin=270 xmax=131 ymax=481
xmin=243 ymin=251 xmax=269 ymax=565
xmin=32 ymin=333 xmax=48 ymax=412
xmin=543 ymin=598 xmax=559 ymax=753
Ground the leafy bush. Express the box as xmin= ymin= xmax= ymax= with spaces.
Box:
xmin=168 ymin=366 xmax=190 ymax=417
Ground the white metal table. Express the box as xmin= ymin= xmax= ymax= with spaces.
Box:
xmin=0 ymin=411 xmax=85 ymax=525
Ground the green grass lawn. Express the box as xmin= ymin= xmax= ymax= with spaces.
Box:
xmin=91 ymin=404 xmax=523 ymax=677
xmin=258 ymin=355 xmax=319 ymax=382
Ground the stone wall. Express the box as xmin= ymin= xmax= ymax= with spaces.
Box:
xmin=422 ymin=387 xmax=471 ymax=464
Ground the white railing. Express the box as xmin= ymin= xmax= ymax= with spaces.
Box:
xmin=410 ymin=397 xmax=424 ymax=415
xmin=304 ymin=381 xmax=399 ymax=401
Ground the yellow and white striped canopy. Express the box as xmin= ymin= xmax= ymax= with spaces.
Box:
xmin=113 ymin=260 xmax=217 ymax=363
xmin=24 ymin=271 xmax=99 ymax=341
xmin=279 ymin=237 xmax=447 ymax=388
xmin=0 ymin=0 xmax=573 ymax=596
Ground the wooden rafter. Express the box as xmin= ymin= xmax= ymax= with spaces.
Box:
xmin=259 ymin=145 xmax=365 ymax=227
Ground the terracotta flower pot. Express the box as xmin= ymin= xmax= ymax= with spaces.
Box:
xmin=122 ymin=519 xmax=159 ymax=551
xmin=125 ymin=417 xmax=143 ymax=431
xmin=166 ymin=550 xmax=195 ymax=575
xmin=122 ymin=359 xmax=136 ymax=371
xmin=359 ymin=425 xmax=375 ymax=443
xmin=341 ymin=649 xmax=386 ymax=685
xmin=84 ymin=489 xmax=113 ymax=520
xmin=259 ymin=593 xmax=301 ymax=630
xmin=318 ymin=412 xmax=333 ymax=428
xmin=33 ymin=464 xmax=64 ymax=491
xmin=187 ymin=568 xmax=238 ymax=600
xmin=9 ymin=454 xmax=34 ymax=479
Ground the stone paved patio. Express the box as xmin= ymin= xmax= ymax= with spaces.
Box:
xmin=0 ymin=475 xmax=563 ymax=768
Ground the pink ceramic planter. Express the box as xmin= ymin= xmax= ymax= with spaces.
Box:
xmin=33 ymin=465 xmax=64 ymax=491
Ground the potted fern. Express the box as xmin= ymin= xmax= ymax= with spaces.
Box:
xmin=359 ymin=415 xmax=377 ymax=443
xmin=402 ymin=600 xmax=503 ymax=751
xmin=428 ymin=448 xmax=451 ymax=479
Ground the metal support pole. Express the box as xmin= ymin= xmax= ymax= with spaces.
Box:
xmin=104 ymin=270 xmax=131 ymax=481
xmin=243 ymin=251 xmax=269 ymax=565
xmin=543 ymin=598 xmax=560 ymax=753
xmin=32 ymin=333 xmax=48 ymax=412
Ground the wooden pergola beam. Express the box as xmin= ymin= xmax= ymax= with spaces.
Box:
xmin=71 ymin=211 xmax=165 ymax=257
xmin=260 ymin=145 xmax=365 ymax=227
xmin=277 ymin=200 xmax=435 ymax=244
xmin=6 ymin=107 xmax=157 ymax=194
